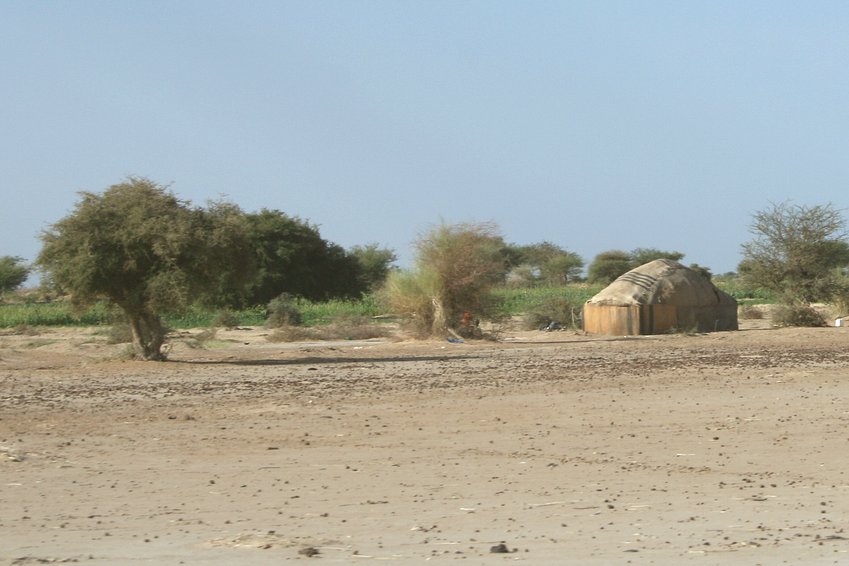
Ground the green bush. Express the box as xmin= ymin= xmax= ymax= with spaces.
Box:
xmin=0 ymin=256 xmax=30 ymax=296
xmin=714 ymin=278 xmax=775 ymax=303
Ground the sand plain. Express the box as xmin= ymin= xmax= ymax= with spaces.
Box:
xmin=2 ymin=319 xmax=849 ymax=564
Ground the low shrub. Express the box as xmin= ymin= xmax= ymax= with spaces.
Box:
xmin=180 ymin=328 xmax=219 ymax=349
xmin=266 ymin=294 xmax=303 ymax=328
xmin=267 ymin=325 xmax=321 ymax=342
xmin=738 ymin=305 xmax=765 ymax=320
xmin=772 ymin=304 xmax=826 ymax=327
xmin=521 ymin=296 xmax=583 ymax=331
xmin=211 ymin=310 xmax=240 ymax=329
xmin=324 ymin=316 xmax=393 ymax=340
xmin=106 ymin=322 xmax=133 ymax=344
xmin=267 ymin=316 xmax=392 ymax=342
xmin=832 ymin=286 xmax=849 ymax=319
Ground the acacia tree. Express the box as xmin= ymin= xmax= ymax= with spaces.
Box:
xmin=0 ymin=256 xmax=30 ymax=297
xmin=587 ymin=250 xmax=631 ymax=284
xmin=739 ymin=202 xmax=849 ymax=304
xmin=629 ymin=248 xmax=684 ymax=267
xmin=587 ymin=248 xmax=686 ymax=284
xmin=240 ymin=209 xmax=366 ymax=305
xmin=504 ymin=242 xmax=584 ymax=286
xmin=349 ymin=243 xmax=397 ymax=291
xmin=37 ymin=178 xmax=254 ymax=360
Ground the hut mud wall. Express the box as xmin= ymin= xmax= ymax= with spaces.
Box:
xmin=583 ymin=304 xmax=677 ymax=335
xmin=583 ymin=303 xmax=738 ymax=336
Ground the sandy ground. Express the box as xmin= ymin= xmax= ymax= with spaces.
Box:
xmin=2 ymin=318 xmax=849 ymax=565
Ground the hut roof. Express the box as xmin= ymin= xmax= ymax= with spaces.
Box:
xmin=587 ymin=259 xmax=735 ymax=307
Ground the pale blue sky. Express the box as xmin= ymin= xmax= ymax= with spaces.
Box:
xmin=3 ymin=1 xmax=848 ymax=279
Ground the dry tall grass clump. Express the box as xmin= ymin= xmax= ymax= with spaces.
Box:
xmin=383 ymin=222 xmax=506 ymax=337
xmin=265 ymin=293 xmax=303 ymax=327
xmin=772 ymin=304 xmax=827 ymax=327
xmin=267 ymin=316 xmax=392 ymax=342
xmin=738 ymin=304 xmax=765 ymax=320
xmin=382 ymin=269 xmax=440 ymax=337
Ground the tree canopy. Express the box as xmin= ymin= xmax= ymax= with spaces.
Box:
xmin=0 ymin=256 xmax=30 ymax=296
xmin=739 ymin=201 xmax=849 ymax=304
xmin=587 ymin=248 xmax=686 ymax=284
xmin=240 ymin=209 xmax=367 ymax=306
xmin=629 ymin=248 xmax=684 ymax=267
xmin=37 ymin=178 xmax=254 ymax=360
xmin=385 ymin=221 xmax=506 ymax=336
xmin=586 ymin=250 xmax=632 ymax=284
xmin=349 ymin=243 xmax=397 ymax=291
xmin=504 ymin=242 xmax=584 ymax=286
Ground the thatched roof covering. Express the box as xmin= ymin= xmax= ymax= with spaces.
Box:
xmin=587 ymin=259 xmax=735 ymax=308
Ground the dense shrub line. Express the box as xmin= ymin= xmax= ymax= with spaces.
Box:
xmin=0 ymin=287 xmax=596 ymax=329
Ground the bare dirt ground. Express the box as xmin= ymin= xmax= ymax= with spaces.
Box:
xmin=2 ymin=317 xmax=849 ymax=565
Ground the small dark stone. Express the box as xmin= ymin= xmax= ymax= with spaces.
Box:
xmin=490 ymin=543 xmax=510 ymax=553
xmin=298 ymin=546 xmax=320 ymax=557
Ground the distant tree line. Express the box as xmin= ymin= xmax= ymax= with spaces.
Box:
xmin=581 ymin=248 xmax=714 ymax=285
xmin=20 ymin=177 xmax=849 ymax=358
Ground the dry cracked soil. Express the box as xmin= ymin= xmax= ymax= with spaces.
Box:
xmin=2 ymin=317 xmax=849 ymax=565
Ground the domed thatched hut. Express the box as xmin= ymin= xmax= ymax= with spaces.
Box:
xmin=583 ymin=259 xmax=738 ymax=335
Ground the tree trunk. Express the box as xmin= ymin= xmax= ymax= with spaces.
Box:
xmin=430 ymin=295 xmax=448 ymax=336
xmin=128 ymin=310 xmax=167 ymax=361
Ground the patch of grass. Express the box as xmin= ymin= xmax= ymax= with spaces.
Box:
xmin=168 ymin=328 xmax=235 ymax=350
xmin=105 ymin=322 xmax=133 ymax=344
xmin=109 ymin=345 xmax=137 ymax=361
xmin=0 ymin=288 xmax=610 ymax=333
xmin=739 ymin=305 xmax=765 ymax=320
xmin=178 ymin=306 xmax=267 ymax=328
xmin=12 ymin=325 xmax=42 ymax=336
xmin=21 ymin=339 xmax=57 ymax=348
xmin=267 ymin=316 xmax=392 ymax=343
xmin=0 ymin=301 xmax=115 ymax=327
xmin=325 ymin=316 xmax=394 ymax=340
xmin=266 ymin=325 xmax=319 ymax=342
xmin=493 ymin=285 xmax=601 ymax=319
xmin=298 ymin=295 xmax=383 ymax=326
xmin=713 ymin=279 xmax=775 ymax=303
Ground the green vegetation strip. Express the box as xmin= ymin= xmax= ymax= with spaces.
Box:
xmin=0 ymin=302 xmax=115 ymax=328
xmin=0 ymin=283 xmax=773 ymax=329
xmin=0 ymin=295 xmax=385 ymax=329
xmin=492 ymin=285 xmax=602 ymax=317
